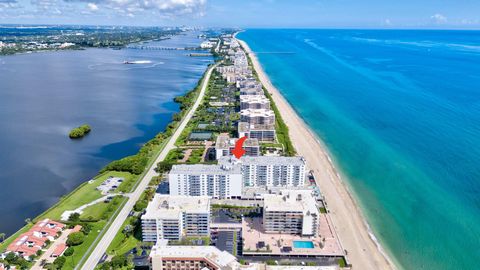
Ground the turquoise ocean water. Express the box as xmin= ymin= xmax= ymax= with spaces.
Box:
xmin=238 ymin=29 xmax=480 ymax=270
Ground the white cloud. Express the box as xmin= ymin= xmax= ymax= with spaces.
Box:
xmin=87 ymin=2 xmax=98 ymax=11
xmin=430 ymin=13 xmax=447 ymax=24
xmin=460 ymin=18 xmax=479 ymax=25
xmin=66 ymin=0 xmax=207 ymax=17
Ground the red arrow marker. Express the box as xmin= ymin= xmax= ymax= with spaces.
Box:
xmin=232 ymin=136 xmax=247 ymax=159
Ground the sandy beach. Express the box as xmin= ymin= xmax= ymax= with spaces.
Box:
xmin=236 ymin=36 xmax=397 ymax=270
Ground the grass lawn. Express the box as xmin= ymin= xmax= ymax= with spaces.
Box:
xmin=186 ymin=148 xmax=204 ymax=163
xmin=62 ymin=221 xmax=107 ymax=270
xmin=261 ymin=142 xmax=284 ymax=148
xmin=107 ymin=217 xmax=141 ymax=256
xmin=35 ymin=171 xmax=132 ymax=221
xmin=164 ymin=148 xmax=185 ymax=163
xmin=80 ymin=196 xmax=127 ymax=221
xmin=116 ymin=172 xmax=139 ymax=193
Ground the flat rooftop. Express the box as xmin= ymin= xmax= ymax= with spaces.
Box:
xmin=170 ymin=163 xmax=241 ymax=175
xmin=242 ymin=186 xmax=318 ymax=200
xmin=150 ymin=243 xmax=238 ymax=269
xmin=238 ymin=122 xmax=275 ymax=132
xmin=241 ymin=109 xmax=275 ymax=118
xmin=142 ymin=194 xmax=210 ymax=220
xmin=219 ymin=155 xmax=306 ymax=167
xmin=216 ymin=134 xmax=260 ymax=149
xmin=263 ymin=190 xmax=318 ymax=214
xmin=240 ymin=95 xmax=270 ymax=103
xmin=242 ymin=217 xmax=344 ymax=257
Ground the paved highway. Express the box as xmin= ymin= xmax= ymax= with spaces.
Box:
xmin=79 ymin=63 xmax=216 ymax=270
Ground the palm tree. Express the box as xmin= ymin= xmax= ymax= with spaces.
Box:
xmin=0 ymin=232 xmax=5 ymax=243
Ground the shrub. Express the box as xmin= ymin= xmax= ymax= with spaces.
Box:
xmin=68 ymin=212 xmax=80 ymax=222
xmin=155 ymin=161 xmax=173 ymax=173
xmin=66 ymin=232 xmax=85 ymax=246
xmin=133 ymin=200 xmax=148 ymax=212
xmin=100 ymin=153 xmax=148 ymax=175
xmin=64 ymin=247 xmax=74 ymax=256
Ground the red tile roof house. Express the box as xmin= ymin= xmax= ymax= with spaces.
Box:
xmin=5 ymin=219 xmax=65 ymax=260
xmin=51 ymin=243 xmax=67 ymax=258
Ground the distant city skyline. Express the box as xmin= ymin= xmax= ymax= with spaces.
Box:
xmin=1 ymin=0 xmax=479 ymax=29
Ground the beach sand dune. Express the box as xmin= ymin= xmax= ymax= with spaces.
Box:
xmin=236 ymin=37 xmax=397 ymax=270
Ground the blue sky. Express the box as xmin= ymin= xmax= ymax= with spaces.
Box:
xmin=0 ymin=0 xmax=479 ymax=28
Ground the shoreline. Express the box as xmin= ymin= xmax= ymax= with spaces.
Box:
xmin=236 ymin=35 xmax=398 ymax=270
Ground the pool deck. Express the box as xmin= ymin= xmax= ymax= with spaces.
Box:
xmin=241 ymin=215 xmax=344 ymax=257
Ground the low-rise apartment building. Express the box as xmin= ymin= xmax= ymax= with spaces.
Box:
xmin=168 ymin=164 xmax=242 ymax=199
xmin=263 ymin=190 xmax=319 ymax=236
xmin=215 ymin=134 xmax=260 ymax=158
xmin=6 ymin=219 xmax=65 ymax=259
xmin=150 ymin=241 xmax=239 ymax=270
xmin=141 ymin=195 xmax=210 ymax=242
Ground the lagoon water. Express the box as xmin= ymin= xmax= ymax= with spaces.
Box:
xmin=239 ymin=29 xmax=480 ymax=270
xmin=0 ymin=32 xmax=212 ymax=235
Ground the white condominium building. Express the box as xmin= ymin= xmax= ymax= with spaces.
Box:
xmin=263 ymin=190 xmax=319 ymax=236
xmin=215 ymin=134 xmax=260 ymax=158
xmin=240 ymin=95 xmax=270 ymax=110
xmin=240 ymin=109 xmax=275 ymax=125
xmin=141 ymin=195 xmax=210 ymax=242
xmin=236 ymin=77 xmax=260 ymax=89
xmin=219 ymin=156 xmax=306 ymax=187
xmin=169 ymin=164 xmax=242 ymax=199
xmin=238 ymin=122 xmax=276 ymax=142
xmin=239 ymin=86 xmax=264 ymax=96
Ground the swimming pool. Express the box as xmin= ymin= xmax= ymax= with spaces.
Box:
xmin=293 ymin=241 xmax=314 ymax=249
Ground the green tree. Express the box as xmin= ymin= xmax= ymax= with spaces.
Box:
xmin=0 ymin=232 xmax=5 ymax=242
xmin=111 ymin=255 xmax=128 ymax=268
xmin=53 ymin=256 xmax=66 ymax=268
xmin=5 ymin=252 xmax=17 ymax=264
